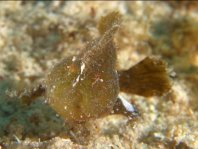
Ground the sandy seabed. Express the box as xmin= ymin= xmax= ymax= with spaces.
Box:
xmin=0 ymin=1 xmax=198 ymax=149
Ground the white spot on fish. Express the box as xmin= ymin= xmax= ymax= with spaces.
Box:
xmin=72 ymin=56 xmax=76 ymax=62
xmin=72 ymin=62 xmax=86 ymax=87
xmin=72 ymin=75 xmax=80 ymax=87
xmin=118 ymin=94 xmax=136 ymax=113
xmin=80 ymin=62 xmax=85 ymax=74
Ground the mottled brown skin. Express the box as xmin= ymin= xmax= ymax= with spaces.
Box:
xmin=46 ymin=12 xmax=120 ymax=123
xmin=119 ymin=57 xmax=171 ymax=97
xmin=98 ymin=11 xmax=121 ymax=35
xmin=46 ymin=12 xmax=171 ymax=125
xmin=16 ymin=11 xmax=172 ymax=145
